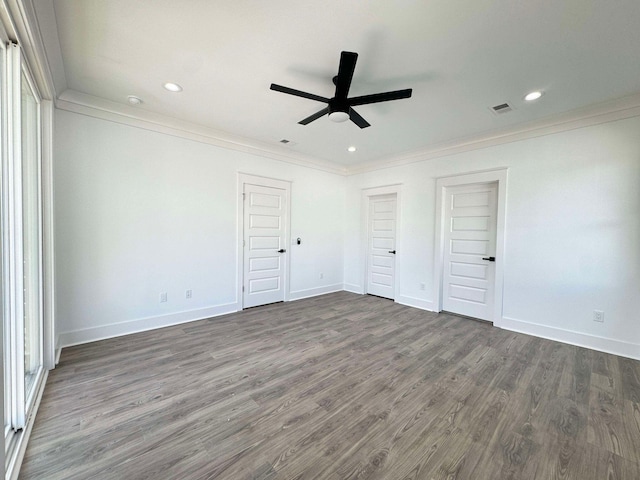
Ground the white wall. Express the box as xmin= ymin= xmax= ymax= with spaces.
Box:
xmin=55 ymin=109 xmax=345 ymax=346
xmin=345 ymin=116 xmax=640 ymax=359
xmin=56 ymin=107 xmax=640 ymax=360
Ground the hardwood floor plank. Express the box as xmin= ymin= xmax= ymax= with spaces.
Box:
xmin=19 ymin=292 xmax=640 ymax=479
xmin=620 ymin=357 xmax=640 ymax=403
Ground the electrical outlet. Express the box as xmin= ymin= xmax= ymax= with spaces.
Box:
xmin=160 ymin=292 xmax=167 ymax=303
xmin=186 ymin=289 xmax=192 ymax=299
xmin=593 ymin=310 xmax=604 ymax=323
xmin=420 ymin=283 xmax=426 ymax=291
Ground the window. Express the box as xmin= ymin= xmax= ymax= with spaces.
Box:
xmin=2 ymin=41 xmax=48 ymax=477
xmin=21 ymin=69 xmax=43 ymax=403
xmin=1 ymin=34 xmax=7 ymax=445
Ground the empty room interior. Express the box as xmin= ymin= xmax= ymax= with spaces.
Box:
xmin=1 ymin=1 xmax=640 ymax=479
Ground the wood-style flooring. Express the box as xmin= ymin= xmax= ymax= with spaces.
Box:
xmin=20 ymin=292 xmax=640 ymax=479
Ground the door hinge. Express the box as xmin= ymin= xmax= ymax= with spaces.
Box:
xmin=242 ymin=286 xmax=245 ymax=292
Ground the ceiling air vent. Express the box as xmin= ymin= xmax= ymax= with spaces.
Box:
xmin=491 ymin=102 xmax=513 ymax=115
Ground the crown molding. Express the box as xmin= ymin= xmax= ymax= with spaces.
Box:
xmin=56 ymin=89 xmax=349 ymax=176
xmin=346 ymin=92 xmax=640 ymax=175
xmin=56 ymin=88 xmax=640 ymax=178
xmin=27 ymin=0 xmax=67 ymax=96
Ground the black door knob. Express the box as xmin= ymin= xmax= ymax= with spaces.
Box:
xmin=388 ymin=250 xmax=396 ymax=254
xmin=278 ymin=249 xmax=286 ymax=253
xmin=482 ymin=256 xmax=496 ymax=262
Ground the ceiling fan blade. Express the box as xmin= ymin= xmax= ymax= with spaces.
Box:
xmin=270 ymin=83 xmax=330 ymax=103
xmin=349 ymin=107 xmax=370 ymax=129
xmin=348 ymin=88 xmax=413 ymax=106
xmin=299 ymin=107 xmax=329 ymax=125
xmin=334 ymin=51 xmax=358 ymax=100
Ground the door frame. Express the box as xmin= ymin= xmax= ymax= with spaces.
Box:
xmin=433 ymin=168 xmax=507 ymax=325
xmin=361 ymin=184 xmax=402 ymax=300
xmin=237 ymin=173 xmax=291 ymax=311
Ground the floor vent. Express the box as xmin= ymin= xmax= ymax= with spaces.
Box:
xmin=491 ymin=102 xmax=513 ymax=114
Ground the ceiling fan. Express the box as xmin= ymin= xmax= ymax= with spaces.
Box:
xmin=270 ymin=51 xmax=413 ymax=129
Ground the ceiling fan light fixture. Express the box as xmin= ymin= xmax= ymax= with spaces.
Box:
xmin=524 ymin=90 xmax=543 ymax=101
xmin=328 ymin=111 xmax=349 ymax=123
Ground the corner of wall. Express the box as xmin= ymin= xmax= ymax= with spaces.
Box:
xmin=343 ymin=283 xmax=364 ymax=294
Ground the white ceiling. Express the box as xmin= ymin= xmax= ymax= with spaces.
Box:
xmin=34 ymin=0 xmax=640 ymax=169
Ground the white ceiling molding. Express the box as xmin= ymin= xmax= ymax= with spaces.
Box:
xmin=28 ymin=0 xmax=67 ymax=95
xmin=57 ymin=87 xmax=640 ymax=177
xmin=57 ymin=89 xmax=348 ymax=176
xmin=347 ymin=92 xmax=640 ymax=175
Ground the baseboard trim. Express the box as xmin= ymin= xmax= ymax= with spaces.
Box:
xmin=500 ymin=316 xmax=640 ymax=361
xmin=343 ymin=283 xmax=364 ymax=294
xmin=396 ymin=295 xmax=435 ymax=312
xmin=58 ymin=303 xmax=239 ymax=348
xmin=289 ymin=284 xmax=344 ymax=301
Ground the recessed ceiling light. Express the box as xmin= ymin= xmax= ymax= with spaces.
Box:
xmin=127 ymin=95 xmax=143 ymax=105
xmin=348 ymin=146 xmax=357 ymax=152
xmin=163 ymin=82 xmax=183 ymax=92
xmin=524 ymin=91 xmax=543 ymax=101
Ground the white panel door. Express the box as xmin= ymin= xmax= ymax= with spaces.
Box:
xmin=243 ymin=183 xmax=287 ymax=308
xmin=442 ymin=183 xmax=497 ymax=321
xmin=366 ymin=194 xmax=397 ymax=299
